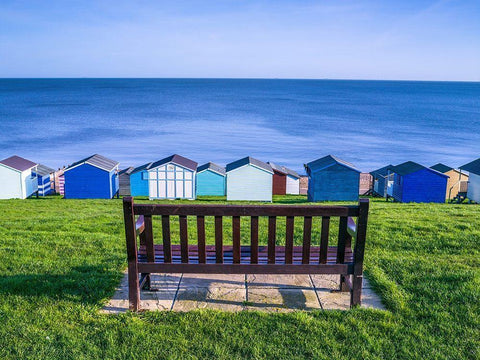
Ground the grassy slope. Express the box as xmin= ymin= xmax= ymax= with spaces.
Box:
xmin=0 ymin=196 xmax=478 ymax=359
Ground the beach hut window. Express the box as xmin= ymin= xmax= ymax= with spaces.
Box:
xmin=185 ymin=172 xmax=192 ymax=180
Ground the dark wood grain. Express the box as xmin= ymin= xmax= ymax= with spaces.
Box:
xmin=319 ymin=216 xmax=330 ymax=264
xmin=197 ymin=216 xmax=206 ymax=264
xmin=250 ymin=216 xmax=259 ymax=264
xmin=232 ymin=216 xmax=241 ymax=264
xmin=215 ymin=216 xmax=223 ymax=263
xmin=268 ymin=216 xmax=276 ymax=264
xmin=161 ymin=215 xmax=171 ymax=263
xmin=179 ymin=215 xmax=188 ymax=263
xmin=285 ymin=216 xmax=294 ymax=264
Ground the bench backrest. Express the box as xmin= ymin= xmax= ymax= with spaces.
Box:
xmin=123 ymin=198 xmax=369 ymax=268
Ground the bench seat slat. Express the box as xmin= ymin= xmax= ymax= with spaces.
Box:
xmin=138 ymin=245 xmax=353 ymax=265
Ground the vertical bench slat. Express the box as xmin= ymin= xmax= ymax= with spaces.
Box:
xmin=215 ymin=216 xmax=223 ymax=263
xmin=285 ymin=216 xmax=294 ymax=264
xmin=232 ymin=216 xmax=241 ymax=263
xmin=250 ymin=216 xmax=259 ymax=264
xmin=197 ymin=216 xmax=206 ymax=264
xmin=319 ymin=216 xmax=330 ymax=264
xmin=179 ymin=215 xmax=188 ymax=263
xmin=337 ymin=216 xmax=348 ymax=263
xmin=144 ymin=215 xmax=155 ymax=263
xmin=302 ymin=216 xmax=312 ymax=264
xmin=268 ymin=216 xmax=276 ymax=264
xmin=162 ymin=215 xmax=172 ymax=263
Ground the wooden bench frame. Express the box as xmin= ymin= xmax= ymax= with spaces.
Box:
xmin=123 ymin=197 xmax=369 ymax=311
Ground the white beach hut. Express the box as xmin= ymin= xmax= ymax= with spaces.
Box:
xmin=0 ymin=155 xmax=38 ymax=199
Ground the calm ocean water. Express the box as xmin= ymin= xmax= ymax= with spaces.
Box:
xmin=0 ymin=79 xmax=479 ymax=173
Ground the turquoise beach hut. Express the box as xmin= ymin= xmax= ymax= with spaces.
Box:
xmin=196 ymin=162 xmax=226 ymax=196
xmin=226 ymin=157 xmax=273 ymax=201
xmin=305 ymin=155 xmax=360 ymax=202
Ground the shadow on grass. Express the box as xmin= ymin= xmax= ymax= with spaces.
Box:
xmin=0 ymin=265 xmax=123 ymax=305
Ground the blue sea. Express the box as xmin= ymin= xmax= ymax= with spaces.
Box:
xmin=0 ymin=79 xmax=479 ymax=173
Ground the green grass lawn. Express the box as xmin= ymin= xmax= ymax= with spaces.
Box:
xmin=0 ymin=195 xmax=478 ymax=359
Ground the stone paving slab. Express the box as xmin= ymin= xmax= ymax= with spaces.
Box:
xmin=173 ymin=287 xmax=245 ymax=312
xmin=246 ymin=288 xmax=320 ymax=312
xmin=180 ymin=273 xmax=245 ymax=288
xmin=102 ymin=272 xmax=385 ymax=313
xmin=246 ymin=274 xmax=312 ymax=289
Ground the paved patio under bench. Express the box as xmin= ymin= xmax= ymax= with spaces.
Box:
xmin=102 ymin=273 xmax=385 ymax=313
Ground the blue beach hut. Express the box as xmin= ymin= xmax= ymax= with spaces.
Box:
xmin=63 ymin=154 xmax=119 ymax=199
xmin=130 ymin=154 xmax=198 ymax=199
xmin=388 ymin=161 xmax=448 ymax=203
xmin=305 ymin=155 xmax=360 ymax=202
xmin=34 ymin=164 xmax=55 ymax=196
xmin=196 ymin=162 xmax=226 ymax=196
xmin=226 ymin=157 xmax=273 ymax=201
xmin=370 ymin=165 xmax=394 ymax=197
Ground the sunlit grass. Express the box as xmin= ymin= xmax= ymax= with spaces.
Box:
xmin=0 ymin=195 xmax=478 ymax=359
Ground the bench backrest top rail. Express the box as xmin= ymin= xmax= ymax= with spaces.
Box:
xmin=132 ymin=203 xmax=361 ymax=217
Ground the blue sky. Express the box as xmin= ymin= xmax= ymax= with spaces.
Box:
xmin=0 ymin=0 xmax=479 ymax=80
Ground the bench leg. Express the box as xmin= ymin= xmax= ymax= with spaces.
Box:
xmin=340 ymin=275 xmax=350 ymax=292
xmin=350 ymin=275 xmax=363 ymax=308
xmin=128 ymin=265 xmax=140 ymax=312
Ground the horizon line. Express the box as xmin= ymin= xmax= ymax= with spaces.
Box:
xmin=1 ymin=77 xmax=479 ymax=83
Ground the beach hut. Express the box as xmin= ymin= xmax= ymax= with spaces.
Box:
xmin=63 ymin=154 xmax=119 ymax=199
xmin=305 ymin=155 xmax=360 ymax=202
xmin=34 ymin=164 xmax=55 ymax=196
xmin=0 ymin=155 xmax=38 ymax=199
xmin=119 ymin=167 xmax=134 ymax=196
xmin=268 ymin=162 xmax=300 ymax=195
xmin=131 ymin=154 xmax=197 ymax=200
xmin=460 ymin=158 xmax=480 ymax=203
xmin=299 ymin=175 xmax=308 ymax=195
xmin=226 ymin=157 xmax=273 ymax=201
xmin=196 ymin=162 xmax=226 ymax=196
xmin=129 ymin=162 xmax=153 ymax=197
xmin=359 ymin=173 xmax=373 ymax=195
xmin=431 ymin=163 xmax=469 ymax=202
xmin=370 ymin=165 xmax=395 ymax=197
xmin=388 ymin=161 xmax=448 ymax=203
xmin=54 ymin=168 xmax=65 ymax=195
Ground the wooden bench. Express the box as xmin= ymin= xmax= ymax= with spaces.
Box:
xmin=123 ymin=197 xmax=370 ymax=311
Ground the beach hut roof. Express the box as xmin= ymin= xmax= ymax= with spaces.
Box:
xmin=36 ymin=164 xmax=55 ymax=176
xmin=391 ymin=161 xmax=448 ymax=177
xmin=268 ymin=162 xmax=300 ymax=178
xmin=150 ymin=154 xmax=197 ymax=171
xmin=0 ymin=155 xmax=37 ymax=172
xmin=370 ymin=164 xmax=394 ymax=177
xmin=306 ymin=155 xmax=360 ymax=173
xmin=65 ymin=154 xmax=119 ymax=172
xmin=119 ymin=166 xmax=135 ymax=175
xmin=226 ymin=157 xmax=273 ymax=173
xmin=197 ymin=162 xmax=226 ymax=176
xmin=460 ymin=158 xmax=480 ymax=175
xmin=430 ymin=163 xmax=455 ymax=174
xmin=131 ymin=162 xmax=154 ymax=174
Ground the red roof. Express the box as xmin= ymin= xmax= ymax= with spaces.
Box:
xmin=0 ymin=155 xmax=37 ymax=172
